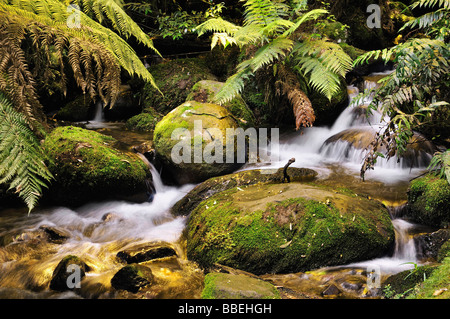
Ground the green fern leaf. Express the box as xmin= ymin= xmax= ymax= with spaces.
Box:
xmin=0 ymin=92 xmax=53 ymax=213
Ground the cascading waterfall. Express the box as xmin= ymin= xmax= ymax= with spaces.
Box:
xmin=93 ymin=101 xmax=104 ymax=122
xmin=257 ymin=71 xmax=434 ymax=183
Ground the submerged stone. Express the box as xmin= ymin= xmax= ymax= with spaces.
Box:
xmin=117 ymin=242 xmax=177 ymax=264
xmin=110 ymin=264 xmax=154 ymax=293
xmin=201 ymin=273 xmax=280 ymax=299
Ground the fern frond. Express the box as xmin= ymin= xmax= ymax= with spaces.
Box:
xmin=282 ymin=9 xmax=328 ymax=37
xmin=196 ymin=17 xmax=241 ymax=37
xmin=246 ymin=37 xmax=293 ymax=72
xmin=411 ymin=0 xmax=450 ymax=10
xmin=213 ymin=68 xmax=253 ymax=104
xmin=242 ymin=0 xmax=290 ymax=26
xmin=293 ymin=38 xmax=352 ymax=99
xmin=0 ymin=92 xmax=53 ymax=212
xmin=399 ymin=9 xmax=446 ymax=31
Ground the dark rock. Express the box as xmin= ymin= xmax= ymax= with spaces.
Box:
xmin=415 ymin=229 xmax=450 ymax=260
xmin=39 ymin=225 xmax=70 ymax=243
xmin=117 ymin=242 xmax=177 ymax=264
xmin=110 ymin=264 xmax=154 ymax=293
xmin=50 ymin=255 xmax=90 ymax=292
xmin=322 ymin=284 xmax=341 ymax=296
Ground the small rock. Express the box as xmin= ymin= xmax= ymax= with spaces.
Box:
xmin=322 ymin=284 xmax=341 ymax=296
xmin=39 ymin=225 xmax=70 ymax=243
xmin=116 ymin=242 xmax=177 ymax=264
xmin=110 ymin=264 xmax=154 ymax=293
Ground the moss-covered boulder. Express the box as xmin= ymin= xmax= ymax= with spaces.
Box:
xmin=153 ymin=101 xmax=243 ymax=184
xmin=55 ymin=95 xmax=93 ymax=122
xmin=202 ymin=273 xmax=280 ymax=299
xmin=143 ymin=58 xmax=217 ymax=115
xmin=407 ymin=174 xmax=450 ymax=228
xmin=186 ymin=182 xmax=394 ymax=275
xmin=186 ymin=80 xmax=255 ymax=128
xmin=171 ymin=167 xmax=318 ymax=216
xmin=43 ymin=126 xmax=150 ymax=206
xmin=125 ymin=107 xmax=162 ymax=131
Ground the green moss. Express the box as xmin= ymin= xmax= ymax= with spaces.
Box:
xmin=186 ymin=80 xmax=255 ymax=128
xmin=437 ymin=239 xmax=450 ymax=262
xmin=143 ymin=58 xmax=217 ymax=115
xmin=187 ymin=183 xmax=394 ymax=274
xmin=55 ymin=95 xmax=93 ymax=121
xmin=153 ymin=101 xmax=242 ymax=184
xmin=125 ymin=108 xmax=162 ymax=131
xmin=407 ymin=174 xmax=450 ymax=227
xmin=339 ymin=43 xmax=366 ymax=60
xmin=43 ymin=126 xmax=149 ymax=205
xmin=406 ymin=257 xmax=450 ymax=299
xmin=202 ymin=273 xmax=280 ymax=299
xmin=382 ymin=265 xmax=437 ymax=298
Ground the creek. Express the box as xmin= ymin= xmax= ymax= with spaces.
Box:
xmin=0 ymin=72 xmax=439 ymax=299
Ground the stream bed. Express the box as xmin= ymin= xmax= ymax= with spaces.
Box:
xmin=0 ymin=72 xmax=442 ymax=299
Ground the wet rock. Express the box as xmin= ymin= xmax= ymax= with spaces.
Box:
xmin=202 ymin=273 xmax=280 ymax=299
xmin=322 ymin=128 xmax=436 ymax=169
xmin=153 ymin=101 xmax=243 ymax=184
xmin=186 ymin=80 xmax=255 ymax=128
xmin=39 ymin=225 xmax=70 ymax=243
xmin=322 ymin=284 xmax=341 ymax=297
xmin=186 ymin=181 xmax=394 ymax=275
xmin=415 ymin=229 xmax=450 ymax=260
xmin=172 ymin=167 xmax=318 ymax=216
xmin=110 ymin=264 xmax=154 ymax=293
xmin=116 ymin=242 xmax=177 ymax=264
xmin=42 ymin=126 xmax=150 ymax=206
xmin=50 ymin=255 xmax=90 ymax=292
xmin=101 ymin=212 xmax=121 ymax=222
xmin=406 ymin=174 xmax=450 ymax=228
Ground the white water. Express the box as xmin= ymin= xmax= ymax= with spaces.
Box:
xmin=344 ymin=218 xmax=419 ymax=274
xmin=93 ymin=101 xmax=104 ymax=122
xmin=255 ymin=71 xmax=431 ymax=184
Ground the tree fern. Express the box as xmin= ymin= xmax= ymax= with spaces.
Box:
xmin=198 ymin=0 xmax=351 ymax=129
xmin=0 ymin=0 xmax=161 ymax=211
xmin=0 ymin=92 xmax=53 ymax=213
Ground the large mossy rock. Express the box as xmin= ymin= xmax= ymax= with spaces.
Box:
xmin=153 ymin=101 xmax=243 ymax=184
xmin=43 ymin=126 xmax=150 ymax=206
xmin=406 ymin=174 xmax=450 ymax=228
xmin=202 ymin=273 xmax=280 ymax=299
xmin=143 ymin=58 xmax=217 ymax=115
xmin=186 ymin=181 xmax=394 ymax=275
xmin=171 ymin=167 xmax=318 ymax=216
xmin=186 ymin=80 xmax=255 ymax=128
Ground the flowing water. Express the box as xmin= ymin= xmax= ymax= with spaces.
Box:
xmin=0 ymin=72 xmax=439 ymax=298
